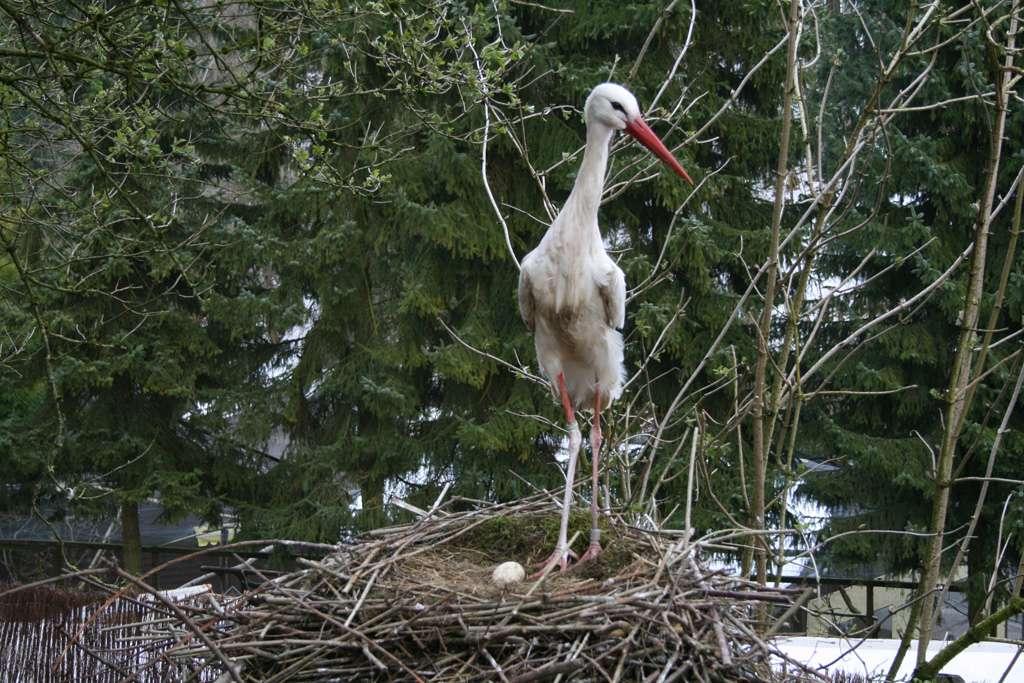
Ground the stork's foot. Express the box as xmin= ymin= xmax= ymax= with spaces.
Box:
xmin=574 ymin=541 xmax=602 ymax=568
xmin=528 ymin=545 xmax=578 ymax=580
xmin=528 ymin=541 xmax=605 ymax=579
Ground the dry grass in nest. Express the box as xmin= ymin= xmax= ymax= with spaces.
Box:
xmin=65 ymin=492 xmax=823 ymax=682
xmin=384 ymin=506 xmax=642 ymax=601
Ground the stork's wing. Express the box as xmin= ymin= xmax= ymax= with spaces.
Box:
xmin=517 ymin=265 xmax=536 ymax=332
xmin=599 ymin=265 xmax=626 ymax=330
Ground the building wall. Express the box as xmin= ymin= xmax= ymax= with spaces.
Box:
xmin=805 ymin=580 xmax=1012 ymax=640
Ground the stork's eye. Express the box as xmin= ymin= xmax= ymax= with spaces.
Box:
xmin=610 ymin=101 xmax=625 ymax=113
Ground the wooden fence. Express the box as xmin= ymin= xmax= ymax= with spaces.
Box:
xmin=0 ymin=583 xmax=221 ymax=682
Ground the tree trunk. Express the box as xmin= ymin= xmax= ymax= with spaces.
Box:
xmin=966 ymin=525 xmax=990 ymax=630
xmin=356 ymin=407 xmax=387 ymax=530
xmin=914 ymin=8 xmax=1016 ymax=662
xmin=751 ymin=0 xmax=801 ymax=607
xmin=914 ymin=598 xmax=1024 ymax=682
xmin=361 ymin=471 xmax=387 ymax=529
xmin=121 ymin=498 xmax=143 ymax=575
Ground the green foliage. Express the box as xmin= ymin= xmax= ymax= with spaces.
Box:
xmin=461 ymin=511 xmax=633 ymax=575
xmin=792 ymin=1 xmax=1024 ymax=585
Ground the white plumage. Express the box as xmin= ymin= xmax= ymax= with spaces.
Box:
xmin=517 ymin=205 xmax=626 ymax=413
xmin=517 ymin=83 xmax=692 ymax=576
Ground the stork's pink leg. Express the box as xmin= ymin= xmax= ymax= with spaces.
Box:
xmin=576 ymin=387 xmax=603 ymax=566
xmin=530 ymin=372 xmax=581 ymax=579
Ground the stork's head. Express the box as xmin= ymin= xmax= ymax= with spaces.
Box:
xmin=585 ymin=82 xmax=693 ymax=186
xmin=585 ymin=83 xmax=642 ymax=130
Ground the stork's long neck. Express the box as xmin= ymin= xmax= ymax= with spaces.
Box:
xmin=562 ymin=120 xmax=614 ymax=246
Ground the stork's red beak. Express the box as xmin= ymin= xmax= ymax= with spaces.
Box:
xmin=624 ymin=116 xmax=693 ymax=186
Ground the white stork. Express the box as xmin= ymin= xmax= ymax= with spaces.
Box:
xmin=518 ymin=82 xmax=692 ymax=575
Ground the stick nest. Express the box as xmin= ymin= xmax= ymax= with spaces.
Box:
xmin=154 ymin=494 xmax=812 ymax=681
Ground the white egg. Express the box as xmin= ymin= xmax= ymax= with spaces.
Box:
xmin=491 ymin=561 xmax=526 ymax=587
